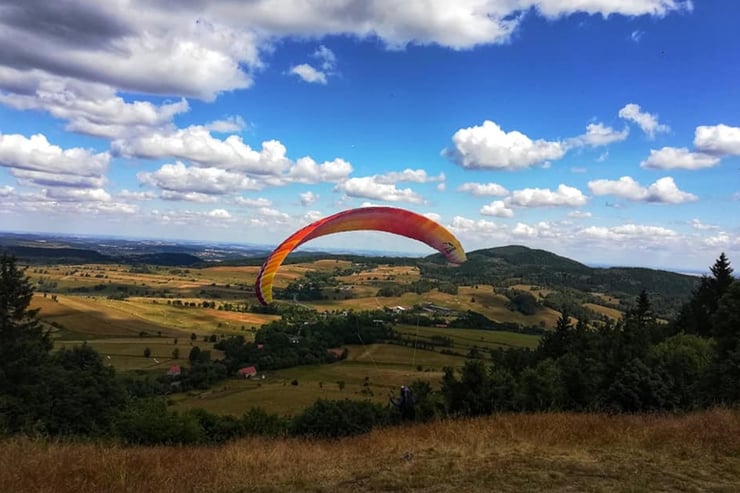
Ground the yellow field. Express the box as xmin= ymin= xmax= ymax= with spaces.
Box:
xmin=584 ymin=302 xmax=623 ymax=320
xmin=31 ymin=294 xmax=278 ymax=338
xmin=3 ymin=408 xmax=738 ymax=493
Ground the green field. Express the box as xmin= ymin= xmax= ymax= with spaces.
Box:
xmin=171 ymin=343 xmax=467 ymax=415
xmin=394 ymin=324 xmax=540 ymax=351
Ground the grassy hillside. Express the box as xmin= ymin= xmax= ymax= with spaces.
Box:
xmin=2 ymin=408 xmax=738 ymax=493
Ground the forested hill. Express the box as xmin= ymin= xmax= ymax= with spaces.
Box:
xmin=422 ymin=245 xmax=700 ymax=317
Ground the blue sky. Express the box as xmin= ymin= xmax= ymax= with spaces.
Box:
xmin=0 ymin=0 xmax=737 ymax=271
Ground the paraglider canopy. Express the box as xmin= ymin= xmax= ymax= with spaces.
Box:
xmin=254 ymin=206 xmax=466 ymax=304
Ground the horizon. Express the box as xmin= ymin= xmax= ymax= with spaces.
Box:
xmin=0 ymin=1 xmax=738 ymax=272
xmin=0 ymin=228 xmax=713 ymax=276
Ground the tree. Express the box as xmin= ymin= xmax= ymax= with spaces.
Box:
xmin=678 ymin=253 xmax=735 ymax=337
xmin=0 ymin=254 xmax=53 ymax=432
xmin=144 ymin=347 xmax=151 ymax=358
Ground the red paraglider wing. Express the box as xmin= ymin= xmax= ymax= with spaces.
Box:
xmin=254 ymin=207 xmax=466 ymax=304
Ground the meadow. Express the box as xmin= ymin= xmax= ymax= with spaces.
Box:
xmin=2 ymin=408 xmax=738 ymax=492
xmin=25 ymin=259 xmax=622 ymax=415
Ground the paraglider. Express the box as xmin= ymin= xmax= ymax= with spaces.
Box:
xmin=254 ymin=206 xmax=466 ymax=305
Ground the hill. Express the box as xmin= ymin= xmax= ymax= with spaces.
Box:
xmin=421 ymin=245 xmax=699 ymax=318
xmin=2 ymin=408 xmax=738 ymax=493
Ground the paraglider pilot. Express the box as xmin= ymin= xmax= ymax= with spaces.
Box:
xmin=391 ymin=385 xmax=415 ymax=420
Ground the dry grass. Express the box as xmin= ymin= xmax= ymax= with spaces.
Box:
xmin=584 ymin=302 xmax=623 ymax=320
xmin=2 ymin=409 xmax=739 ymax=493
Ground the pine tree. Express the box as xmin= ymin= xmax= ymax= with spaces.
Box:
xmin=0 ymin=254 xmax=53 ymax=431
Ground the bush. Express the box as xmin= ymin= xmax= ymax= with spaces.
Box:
xmin=114 ymin=399 xmax=203 ymax=445
xmin=291 ymin=399 xmax=392 ymax=438
xmin=241 ymin=407 xmax=290 ymax=437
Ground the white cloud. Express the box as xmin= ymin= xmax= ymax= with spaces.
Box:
xmin=0 ymin=132 xmax=109 ymax=188
xmin=449 ymin=216 xmax=506 ymax=236
xmin=690 ymin=219 xmax=717 ymax=230
xmin=588 ymin=176 xmax=697 ymax=203
xmin=208 ymin=208 xmax=232 ymax=219
xmin=235 ymin=197 xmax=272 ymax=207
xmin=640 ymin=147 xmax=720 ymax=170
xmin=444 ymin=120 xmax=565 ymax=170
xmin=436 ymin=182 xmax=446 ymax=192
xmin=645 ymin=177 xmax=698 ymax=203
xmin=118 ymin=189 xmax=156 ymax=200
xmin=0 ymin=1 xmax=690 ymax=105
xmin=694 ymin=124 xmax=740 ymax=156
xmin=289 ymin=64 xmax=327 ymax=84
xmin=631 ymin=30 xmax=644 ymax=43
xmin=288 ymin=157 xmax=353 ymax=183
xmin=512 ymin=221 xmax=558 ymax=238
xmin=313 ymin=45 xmax=336 ymax=70
xmin=0 ymin=132 xmax=108 ymax=176
xmin=0 ymin=68 xmax=190 ymax=139
xmin=507 ymin=184 xmax=588 ymax=207
xmin=205 ymin=115 xmax=247 ymax=133
xmin=703 ymin=232 xmax=732 ymax=248
xmin=618 ymin=103 xmax=670 ymax=138
xmin=375 ymin=168 xmax=445 ymax=184
xmin=567 ymin=122 xmax=629 ymax=147
xmin=113 ymin=127 xmax=292 ymax=175
xmin=299 ymin=191 xmax=319 ymax=206
xmin=160 ymin=191 xmax=218 ymax=203
xmin=582 ymin=224 xmax=678 ymax=241
xmin=457 ymin=182 xmax=509 ymax=196
xmin=0 ymin=185 xmax=13 ymax=196
xmin=568 ymin=210 xmax=592 ymax=218
xmin=289 ymin=45 xmax=337 ymax=85
xmin=138 ymin=161 xmax=261 ymax=195
xmin=423 ymin=212 xmax=442 ymax=222
xmin=533 ymin=1 xmax=692 ymax=18
xmin=336 ymin=176 xmax=424 ymax=204
xmin=480 ymin=200 xmax=514 ymax=217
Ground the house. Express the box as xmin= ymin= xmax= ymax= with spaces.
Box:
xmin=238 ymin=366 xmax=258 ymax=379
xmin=167 ymin=365 xmax=181 ymax=377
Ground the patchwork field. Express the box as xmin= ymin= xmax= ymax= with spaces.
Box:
xmin=24 ymin=259 xmax=616 ymax=410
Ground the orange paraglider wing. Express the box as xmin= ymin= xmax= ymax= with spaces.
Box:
xmin=254 ymin=206 xmax=466 ymax=304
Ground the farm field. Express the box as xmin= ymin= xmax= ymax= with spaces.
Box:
xmin=171 ymin=343 xmax=467 ymax=415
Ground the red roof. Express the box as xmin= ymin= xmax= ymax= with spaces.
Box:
xmin=238 ymin=366 xmax=257 ymax=376
xmin=167 ymin=365 xmax=181 ymax=375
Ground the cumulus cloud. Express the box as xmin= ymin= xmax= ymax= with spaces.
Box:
xmin=480 ymin=200 xmax=514 ymax=217
xmin=0 ymin=1 xmax=691 ymax=104
xmin=0 ymin=132 xmax=109 ymax=188
xmin=588 ymin=176 xmax=697 ymax=203
xmin=208 ymin=208 xmax=232 ymax=219
xmin=113 ymin=127 xmax=292 ymax=175
xmin=512 ymin=221 xmax=558 ymax=238
xmin=618 ymin=103 xmax=670 ymax=138
xmin=507 ymin=184 xmax=588 ymax=207
xmin=567 ymin=122 xmax=629 ymax=147
xmin=235 ymin=196 xmax=272 ymax=207
xmin=289 ymin=45 xmax=337 ymax=84
xmin=289 ymin=64 xmax=327 ymax=84
xmin=690 ymin=218 xmax=717 ymax=230
xmin=582 ymin=224 xmax=678 ymax=242
xmin=138 ymin=161 xmax=262 ymax=196
xmin=457 ymin=182 xmax=509 ymax=196
xmin=448 ymin=216 xmax=506 ymax=236
xmin=444 ymin=120 xmax=565 ymax=170
xmin=288 ymin=157 xmax=353 ymax=183
xmin=375 ymin=168 xmax=445 ymax=184
xmin=335 ymin=176 xmax=424 ymax=204
xmin=160 ymin=191 xmax=218 ymax=203
xmin=0 ymin=68 xmax=189 ymax=139
xmin=694 ymin=124 xmax=740 ymax=156
xmin=299 ymin=190 xmax=319 ymax=206
xmin=205 ymin=115 xmax=247 ymax=133
xmin=640 ymin=147 xmax=720 ymax=170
